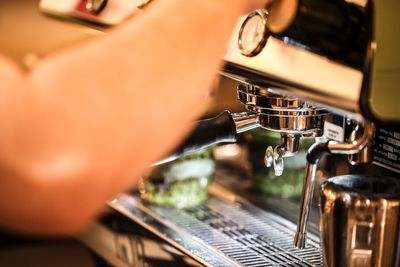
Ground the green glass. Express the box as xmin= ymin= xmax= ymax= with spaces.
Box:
xmin=249 ymin=129 xmax=315 ymax=198
xmin=139 ymin=147 xmax=215 ymax=209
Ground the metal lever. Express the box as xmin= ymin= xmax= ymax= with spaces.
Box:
xmin=155 ymin=111 xmax=259 ymax=165
xmin=294 ymin=122 xmax=375 ymax=248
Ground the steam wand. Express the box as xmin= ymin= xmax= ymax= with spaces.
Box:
xmin=294 ymin=122 xmax=375 ymax=248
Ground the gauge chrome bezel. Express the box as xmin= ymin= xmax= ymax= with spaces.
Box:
xmin=238 ymin=9 xmax=270 ymax=57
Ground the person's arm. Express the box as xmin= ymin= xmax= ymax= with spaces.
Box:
xmin=0 ymin=0 xmax=269 ymax=235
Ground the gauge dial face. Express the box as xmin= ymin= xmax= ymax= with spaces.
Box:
xmin=238 ymin=10 xmax=269 ymax=57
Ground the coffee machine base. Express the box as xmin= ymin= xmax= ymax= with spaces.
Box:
xmin=101 ymin=183 xmax=323 ymax=267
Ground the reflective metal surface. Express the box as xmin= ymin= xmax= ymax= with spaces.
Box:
xmin=348 ymin=123 xmax=374 ymax=165
xmin=224 ymin=41 xmax=364 ymax=117
xmin=237 ymin=83 xmax=329 ymax=136
xmin=237 ymin=82 xmax=328 ymax=176
xmin=327 ymin=122 xmax=375 ymax=154
xmin=263 ymin=134 xmax=302 ymax=176
xmin=231 ymin=112 xmax=260 ymax=134
xmin=109 ymin=184 xmax=323 ymax=267
xmin=279 ymin=134 xmax=300 ymax=157
xmin=238 ymin=9 xmax=270 ymax=57
xmin=294 ymin=163 xmax=317 ymax=249
xmin=320 ymin=175 xmax=400 ymax=267
xmin=295 ymin=122 xmax=375 ymax=249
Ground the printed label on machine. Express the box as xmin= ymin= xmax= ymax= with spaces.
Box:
xmin=374 ymin=127 xmax=400 ymax=173
xmin=318 ymin=115 xmax=345 ymax=142
xmin=323 ymin=121 xmax=345 ymax=142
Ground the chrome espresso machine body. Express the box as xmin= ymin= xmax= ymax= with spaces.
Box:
xmin=221 ymin=0 xmax=400 ymax=265
xmin=6 ymin=0 xmax=400 ymax=266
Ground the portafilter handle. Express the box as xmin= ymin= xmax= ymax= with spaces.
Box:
xmin=155 ymin=111 xmax=259 ymax=165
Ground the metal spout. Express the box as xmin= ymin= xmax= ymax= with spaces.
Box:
xmin=280 ymin=134 xmax=300 ymax=157
xmin=264 ymin=134 xmax=301 ymax=176
xmin=294 ymin=163 xmax=318 ymax=248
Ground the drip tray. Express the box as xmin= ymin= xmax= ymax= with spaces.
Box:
xmin=109 ymin=184 xmax=323 ymax=267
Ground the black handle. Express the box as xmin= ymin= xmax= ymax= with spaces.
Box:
xmin=158 ymin=111 xmax=237 ymax=164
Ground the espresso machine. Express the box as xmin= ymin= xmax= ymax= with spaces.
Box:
xmin=220 ymin=0 xmax=400 ymax=265
xmin=4 ymin=0 xmax=399 ymax=266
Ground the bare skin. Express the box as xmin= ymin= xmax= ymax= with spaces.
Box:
xmin=0 ymin=0 xmax=272 ymax=235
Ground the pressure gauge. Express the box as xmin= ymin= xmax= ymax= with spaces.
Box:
xmin=238 ymin=9 xmax=270 ymax=57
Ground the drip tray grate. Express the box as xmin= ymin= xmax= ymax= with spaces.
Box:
xmin=109 ymin=185 xmax=323 ymax=267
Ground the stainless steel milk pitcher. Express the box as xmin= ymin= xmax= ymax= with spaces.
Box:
xmin=320 ymin=175 xmax=400 ymax=267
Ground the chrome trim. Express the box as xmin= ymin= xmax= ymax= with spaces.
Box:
xmin=327 ymin=122 xmax=375 ymax=154
xmin=222 ymin=63 xmax=363 ymax=121
xmin=225 ymin=27 xmax=364 ymax=104
xmin=237 ymin=83 xmax=329 ymax=136
xmin=243 ymin=105 xmax=328 ymax=116
xmin=348 ymin=123 xmax=374 ymax=165
xmin=263 ymin=134 xmax=301 ymax=176
xmin=320 ymin=175 xmax=400 ymax=267
xmin=280 ymin=134 xmax=300 ymax=157
xmin=237 ymin=85 xmax=328 ymax=114
xmin=258 ymin=113 xmax=325 ymax=136
xmin=294 ymin=163 xmax=318 ymax=248
xmin=107 ymin=183 xmax=323 ymax=267
xmin=238 ymin=9 xmax=270 ymax=57
xmin=231 ymin=112 xmax=260 ymax=134
xmin=108 ymin=195 xmax=238 ymax=267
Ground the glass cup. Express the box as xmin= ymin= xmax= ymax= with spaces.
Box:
xmin=139 ymin=147 xmax=216 ymax=209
